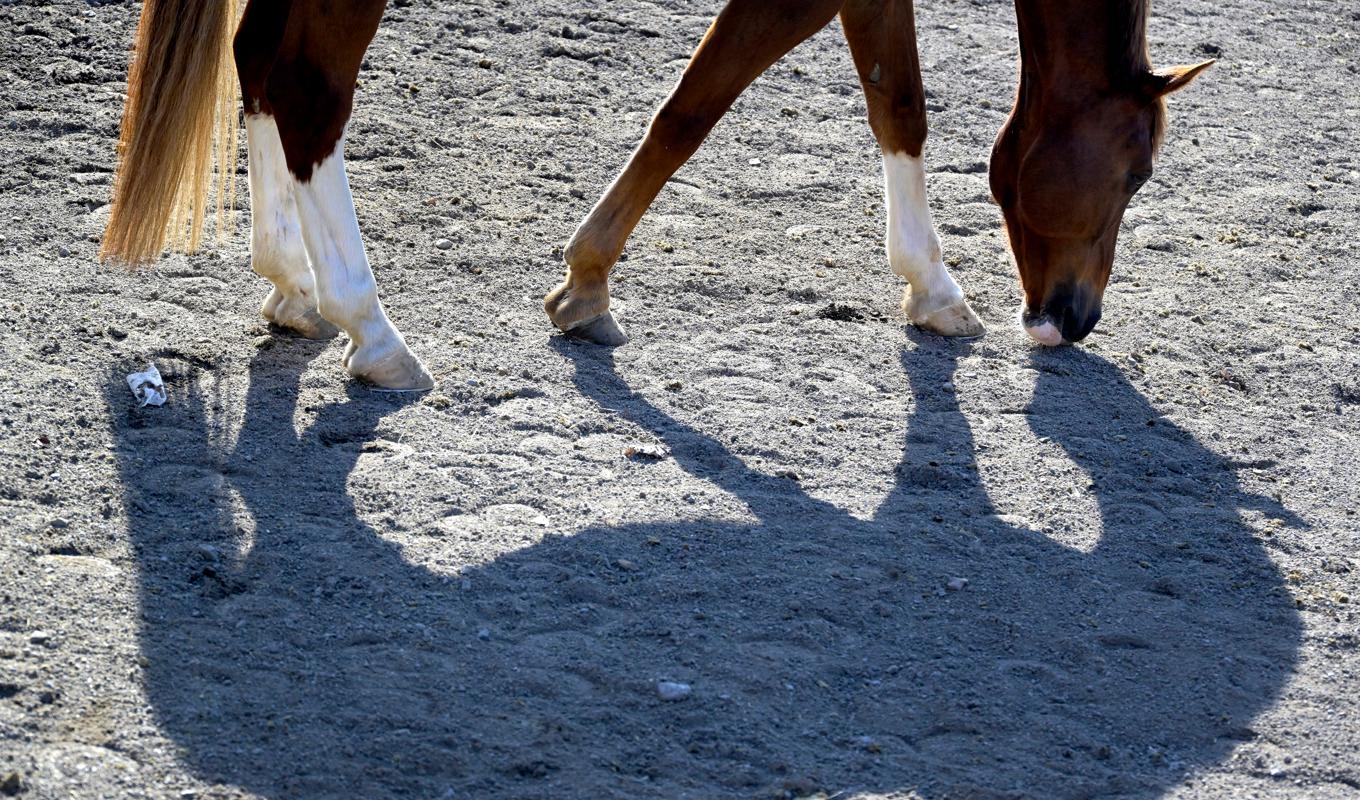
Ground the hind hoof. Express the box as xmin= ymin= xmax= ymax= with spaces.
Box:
xmin=344 ymin=341 xmax=435 ymax=392
xmin=905 ymin=292 xmax=985 ymax=338
xmin=261 ymin=289 xmax=339 ymax=340
xmin=566 ymin=311 xmax=628 ymax=347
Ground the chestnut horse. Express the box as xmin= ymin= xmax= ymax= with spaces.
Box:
xmin=101 ymin=0 xmax=1211 ymax=390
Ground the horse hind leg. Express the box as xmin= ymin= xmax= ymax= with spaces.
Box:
xmin=841 ymin=0 xmax=983 ymax=337
xmin=234 ymin=1 xmax=336 ymax=340
xmin=259 ymin=0 xmax=433 ymax=391
xmin=545 ymin=0 xmax=844 ymax=345
xmin=288 ymin=133 xmax=432 ymax=391
xmin=244 ymin=114 xmax=338 ymax=340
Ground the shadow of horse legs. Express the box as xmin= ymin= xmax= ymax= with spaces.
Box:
xmin=107 ymin=336 xmax=1300 ymax=798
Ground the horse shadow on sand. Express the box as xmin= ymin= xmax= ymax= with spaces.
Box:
xmin=106 ymin=333 xmax=1301 ymax=799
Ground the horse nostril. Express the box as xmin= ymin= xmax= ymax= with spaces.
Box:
xmin=1025 ymin=285 xmax=1102 ymax=345
xmin=1059 ymin=304 xmax=1101 ymax=342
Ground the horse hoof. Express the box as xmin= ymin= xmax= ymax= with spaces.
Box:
xmin=270 ymin=308 xmax=340 ymax=340
xmin=566 ymin=311 xmax=629 ymax=347
xmin=347 ymin=344 xmax=435 ymax=392
xmin=261 ymin=289 xmax=340 ymax=340
xmin=904 ymin=291 xmax=985 ymax=338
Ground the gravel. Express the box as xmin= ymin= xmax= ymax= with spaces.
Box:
xmin=0 ymin=0 xmax=1356 ymax=798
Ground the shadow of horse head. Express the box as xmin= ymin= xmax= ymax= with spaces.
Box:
xmin=106 ymin=333 xmax=1301 ymax=798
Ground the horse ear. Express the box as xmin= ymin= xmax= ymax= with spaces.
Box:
xmin=1145 ymin=59 xmax=1215 ymax=98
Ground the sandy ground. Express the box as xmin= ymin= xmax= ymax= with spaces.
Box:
xmin=1 ymin=0 xmax=1358 ymax=797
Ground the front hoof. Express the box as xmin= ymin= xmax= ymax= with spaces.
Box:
xmin=566 ymin=311 xmax=628 ymax=347
xmin=261 ymin=289 xmax=340 ymax=340
xmin=346 ymin=344 xmax=435 ymax=392
xmin=904 ymin=291 xmax=985 ymax=338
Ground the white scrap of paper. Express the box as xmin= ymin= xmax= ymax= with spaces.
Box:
xmin=127 ymin=363 xmax=167 ymax=408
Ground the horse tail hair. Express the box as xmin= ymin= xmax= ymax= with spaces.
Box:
xmin=100 ymin=0 xmax=240 ymax=267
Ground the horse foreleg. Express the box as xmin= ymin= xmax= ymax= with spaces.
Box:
xmin=545 ymin=0 xmax=844 ymax=345
xmin=842 ymin=0 xmax=983 ymax=337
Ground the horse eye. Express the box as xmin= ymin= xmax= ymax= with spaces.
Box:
xmin=1128 ymin=170 xmax=1153 ymax=192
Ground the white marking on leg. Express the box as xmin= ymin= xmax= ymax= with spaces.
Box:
xmin=883 ymin=152 xmax=964 ymax=312
xmin=292 ymin=136 xmax=417 ymax=376
xmin=245 ymin=114 xmax=312 ymax=294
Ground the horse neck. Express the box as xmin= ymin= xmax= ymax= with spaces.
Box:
xmin=1014 ymin=0 xmax=1151 ymax=110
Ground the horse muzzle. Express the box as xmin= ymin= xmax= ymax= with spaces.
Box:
xmin=1021 ymin=285 xmax=1102 ymax=346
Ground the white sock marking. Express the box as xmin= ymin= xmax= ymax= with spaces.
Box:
xmin=291 ymin=136 xmax=405 ymax=357
xmin=244 ymin=115 xmax=313 ymax=294
xmin=883 ymin=152 xmax=964 ymax=309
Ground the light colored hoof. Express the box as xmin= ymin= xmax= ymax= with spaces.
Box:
xmin=904 ymin=291 xmax=985 ymax=338
xmin=261 ymin=289 xmax=339 ymax=340
xmin=566 ymin=311 xmax=628 ymax=347
xmin=343 ymin=341 xmax=435 ymax=392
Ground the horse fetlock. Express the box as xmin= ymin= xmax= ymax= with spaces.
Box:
xmin=315 ymin=281 xmax=380 ymax=334
xmin=564 ymin=219 xmax=623 ymax=268
xmin=249 ymin=231 xmax=309 ymax=279
xmin=887 ymin=244 xmax=946 ymax=283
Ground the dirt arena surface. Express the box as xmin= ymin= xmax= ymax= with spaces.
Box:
xmin=1 ymin=0 xmax=1357 ymax=797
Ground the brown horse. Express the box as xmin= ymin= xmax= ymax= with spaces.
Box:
xmin=990 ymin=1 xmax=1213 ymax=345
xmin=100 ymin=0 xmax=1211 ymax=390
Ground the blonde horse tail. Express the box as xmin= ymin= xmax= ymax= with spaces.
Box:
xmin=100 ymin=0 xmax=240 ymax=267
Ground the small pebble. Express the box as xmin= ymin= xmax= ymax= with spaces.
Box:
xmin=476 ymin=627 xmax=491 ymax=640
xmin=58 ymin=245 xmax=71 ymax=257
xmin=946 ymin=577 xmax=969 ymax=592
xmin=657 ymin=681 xmax=692 ymax=701
xmin=29 ymin=631 xmax=51 ymax=645
xmin=435 ymin=238 xmax=454 ymax=250
xmin=49 ymin=517 xmax=69 ymax=529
